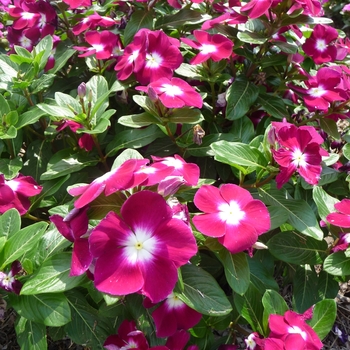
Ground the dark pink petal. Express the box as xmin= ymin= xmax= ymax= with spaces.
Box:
xmin=194 ymin=185 xmax=225 ymax=213
xmin=153 ymin=302 xmax=179 ymax=336
xmin=70 ymin=238 xmax=92 ymax=276
xmin=220 ymin=184 xmax=254 ymax=209
xmin=0 ymin=184 xmax=17 ymax=214
xmin=50 ymin=214 xmax=75 ymax=242
xmin=327 ymin=213 xmax=350 ymax=227
xmin=165 ymin=330 xmax=191 ymax=350
xmin=219 ymin=221 xmax=259 ymax=253
xmin=93 ymin=245 xmax=144 ymax=296
xmin=68 ymin=184 xmax=90 ymax=196
xmin=241 ymin=0 xmax=273 ymax=18
xmin=121 ymin=190 xmax=173 ymax=234
xmin=8 ymin=175 xmax=42 ymax=197
xmin=73 ymin=178 xmax=106 ymax=208
xmin=268 ymin=314 xmax=290 ymax=337
xmin=242 ymin=200 xmax=271 ymax=235
xmin=275 ymin=165 xmax=296 ymax=189
xmin=263 ymin=338 xmax=285 ymax=350
xmin=192 ymin=213 xmax=226 ymax=237
xmin=284 ymin=334 xmax=306 ymax=350
xmin=334 ymin=199 xmax=350 ymax=214
xmin=139 ymin=254 xmax=178 ymax=303
xmin=298 ymin=163 xmax=321 ymax=185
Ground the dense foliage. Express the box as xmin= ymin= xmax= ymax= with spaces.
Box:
xmin=0 ymin=0 xmax=350 ymax=348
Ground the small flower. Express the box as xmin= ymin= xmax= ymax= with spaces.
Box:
xmin=89 ymin=191 xmax=197 ymax=303
xmin=272 ymin=124 xmax=323 ymax=188
xmin=0 ymin=261 xmax=23 ymax=294
xmin=240 ymin=0 xmax=279 ymax=19
xmin=268 ymin=310 xmax=323 ymax=350
xmin=0 ymin=173 xmax=42 ymax=215
xmin=193 ymin=184 xmax=270 ymax=253
xmin=136 ymin=77 xmax=203 ymax=109
xmin=326 ymin=199 xmax=350 ymax=228
xmin=181 ymin=30 xmax=233 ymax=65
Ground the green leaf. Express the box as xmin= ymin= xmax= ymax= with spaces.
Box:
xmin=31 ymin=74 xmax=56 ymax=94
xmin=118 ymin=112 xmax=161 ymax=128
xmin=308 ymin=299 xmax=337 ymax=340
xmin=9 ymin=293 xmax=71 ymax=327
xmin=211 ymin=141 xmax=267 ymax=175
xmin=0 ymin=124 xmax=17 ymax=139
xmin=177 ymin=263 xmax=232 ymax=316
xmin=293 ymin=266 xmax=339 ymax=313
xmin=106 ymin=125 xmax=165 ymax=157
xmin=55 ymin=92 xmax=82 ymax=114
xmin=323 ymin=251 xmax=350 ymax=276
xmin=0 ymin=208 xmax=21 ymax=239
xmin=155 ymin=8 xmax=203 ymax=28
xmin=16 ymin=107 xmax=47 ymax=129
xmin=230 ymin=116 xmax=255 ymax=143
xmin=47 ymin=44 xmax=75 ymax=74
xmin=226 ymin=78 xmax=259 ymax=120
xmin=0 ymin=55 xmax=18 ymax=78
xmin=257 ymin=93 xmax=288 ymax=119
xmin=218 ymin=250 xmax=250 ymax=295
xmin=0 ymin=93 xmax=11 ymax=116
xmin=124 ymin=10 xmax=154 ymax=45
xmin=312 ymin=187 xmax=339 ymax=223
xmin=0 ymin=157 xmax=23 ymax=179
xmin=21 ymin=253 xmax=87 ymax=295
xmin=237 ymin=31 xmax=267 ymax=44
xmin=319 ymin=118 xmax=340 ymax=140
xmin=0 ymin=222 xmax=48 ymax=269
xmin=268 ymin=206 xmax=289 ymax=230
xmin=37 ymin=103 xmax=75 ymax=118
xmin=16 ymin=317 xmax=47 ymax=350
xmin=40 ymin=150 xmax=99 ymax=180
xmin=111 ymin=148 xmax=144 ymax=170
xmin=342 ymin=143 xmax=350 ymax=160
xmin=262 ymin=290 xmax=289 ymax=333
xmin=65 ymin=291 xmax=112 ymax=349
xmin=234 ymin=283 xmax=265 ymax=335
xmin=258 ymin=185 xmax=323 ymax=240
xmin=168 ymin=108 xmax=204 ymax=124
xmin=268 ymin=231 xmax=327 ymax=265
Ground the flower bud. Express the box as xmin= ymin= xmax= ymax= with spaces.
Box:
xmin=77 ymin=82 xmax=86 ymax=98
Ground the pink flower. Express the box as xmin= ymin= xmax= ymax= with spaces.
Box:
xmin=68 ymin=159 xmax=149 ymax=209
xmin=62 ymin=0 xmax=91 ymax=9
xmin=193 ymin=184 xmax=270 ymax=253
xmin=181 ymin=30 xmax=233 ymax=65
xmin=72 ymin=12 xmax=116 ymax=35
xmin=104 ymin=320 xmax=149 ymax=350
xmin=326 ymin=199 xmax=350 ymax=228
xmin=302 ymin=24 xmax=339 ymax=64
xmin=240 ymin=0 xmax=281 ymax=19
xmin=89 ymin=191 xmax=197 ymax=303
xmin=0 ymin=261 xmax=23 ymax=295
xmin=50 ymin=207 xmax=92 ymax=276
xmin=0 ymin=174 xmax=42 ymax=215
xmin=268 ymin=311 xmax=323 ymax=350
xmin=74 ymin=30 xmax=120 ymax=60
xmin=272 ymin=124 xmax=322 ymax=188
xmin=136 ymin=77 xmax=203 ymax=109
xmin=291 ymin=67 xmax=344 ymax=112
xmin=147 ymin=292 xmax=202 ymax=337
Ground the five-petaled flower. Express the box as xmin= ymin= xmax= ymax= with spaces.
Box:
xmin=0 ymin=173 xmax=42 ymax=215
xmin=89 ymin=191 xmax=197 ymax=303
xmin=271 ymin=124 xmax=323 ymax=188
xmin=0 ymin=261 xmax=23 ymax=294
xmin=181 ymin=30 xmax=233 ymax=65
xmin=192 ymin=184 xmax=270 ymax=253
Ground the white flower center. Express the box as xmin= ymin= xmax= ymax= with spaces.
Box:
xmin=162 ymin=157 xmax=183 ymax=169
xmin=288 ymin=325 xmax=307 ymax=341
xmin=315 ymin=39 xmax=327 ymax=52
xmin=245 ymin=334 xmax=257 ymax=350
xmin=200 ymin=44 xmax=217 ymax=54
xmin=308 ymin=86 xmax=326 ymax=98
xmin=21 ymin=11 xmax=35 ymax=20
xmin=19 ymin=36 xmax=32 ymax=48
xmin=218 ymin=201 xmax=245 ymax=225
xmin=146 ymin=52 xmax=163 ymax=68
xmin=123 ymin=228 xmax=157 ymax=264
xmin=92 ymin=44 xmax=104 ymax=52
xmin=6 ymin=180 xmax=19 ymax=191
xmin=165 ymin=292 xmax=184 ymax=309
xmin=292 ymin=148 xmax=307 ymax=168
xmin=160 ymin=84 xmax=183 ymax=97
xmin=128 ymin=50 xmax=139 ymax=63
xmin=0 ymin=272 xmax=15 ymax=289
xmin=39 ymin=14 xmax=46 ymax=28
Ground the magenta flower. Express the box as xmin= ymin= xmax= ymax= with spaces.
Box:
xmin=0 ymin=261 xmax=23 ymax=295
xmin=68 ymin=159 xmax=149 ymax=209
xmin=240 ymin=0 xmax=281 ymax=19
xmin=302 ymin=24 xmax=339 ymax=64
xmin=72 ymin=12 xmax=116 ymax=35
xmin=136 ymin=77 xmax=203 ymax=109
xmin=326 ymin=199 xmax=350 ymax=228
xmin=62 ymin=0 xmax=91 ymax=9
xmin=272 ymin=124 xmax=323 ymax=188
xmin=193 ymin=184 xmax=270 ymax=253
xmin=74 ymin=31 xmax=120 ymax=60
xmin=0 ymin=173 xmax=42 ymax=215
xmin=89 ymin=191 xmax=197 ymax=303
xmin=50 ymin=207 xmax=92 ymax=276
xmin=182 ymin=30 xmax=233 ymax=65
xmin=147 ymin=292 xmax=202 ymax=337
xmin=268 ymin=311 xmax=323 ymax=350
xmin=104 ymin=320 xmax=149 ymax=350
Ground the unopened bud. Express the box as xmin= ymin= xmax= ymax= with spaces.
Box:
xmin=193 ymin=124 xmax=205 ymax=145
xmin=147 ymin=85 xmax=158 ymax=103
xmin=77 ymin=82 xmax=86 ymax=98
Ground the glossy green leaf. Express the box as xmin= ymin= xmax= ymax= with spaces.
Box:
xmin=177 ymin=264 xmax=232 ymax=316
xmin=234 ymin=283 xmax=265 ymax=335
xmin=323 ymin=251 xmax=350 ymax=276
xmin=118 ymin=112 xmax=161 ymax=128
xmin=37 ymin=103 xmax=75 ymax=118
xmin=16 ymin=317 xmax=47 ymax=350
xmin=168 ymin=108 xmax=204 ymax=124
xmin=124 ymin=10 xmax=154 ymax=45
xmin=268 ymin=206 xmax=289 ymax=230
xmin=320 ymin=118 xmax=340 ymax=140
xmin=257 ymin=93 xmax=288 ymax=120
xmin=218 ymin=250 xmax=250 ymax=295
xmin=312 ymin=186 xmax=339 ymax=223
xmin=308 ymin=299 xmax=337 ymax=340
xmin=268 ymin=231 xmax=327 ymax=265
xmin=155 ymin=8 xmax=203 ymax=28
xmin=226 ymin=79 xmax=259 ymax=120
xmin=0 ymin=222 xmax=48 ymax=269
xmin=0 ymin=208 xmax=21 ymax=239
xmin=21 ymin=253 xmax=87 ymax=295
xmin=9 ymin=293 xmax=71 ymax=327
xmin=16 ymin=107 xmax=47 ymax=129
